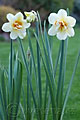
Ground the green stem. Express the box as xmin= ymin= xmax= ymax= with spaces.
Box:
xmin=8 ymin=39 xmax=13 ymax=120
xmin=56 ymin=40 xmax=64 ymax=119
xmin=10 ymin=39 xmax=13 ymax=87
xmin=36 ymin=21 xmax=42 ymax=120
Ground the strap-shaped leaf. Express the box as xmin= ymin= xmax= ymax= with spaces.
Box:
xmin=44 ymin=21 xmax=54 ymax=73
xmin=12 ymin=58 xmax=22 ymax=120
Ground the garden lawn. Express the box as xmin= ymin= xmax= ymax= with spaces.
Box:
xmin=0 ymin=27 xmax=80 ymax=120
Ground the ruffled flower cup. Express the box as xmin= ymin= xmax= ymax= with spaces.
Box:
xmin=2 ymin=12 xmax=30 ymax=39
xmin=48 ymin=9 xmax=76 ymax=40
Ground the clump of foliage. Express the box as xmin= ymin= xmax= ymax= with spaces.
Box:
xmin=0 ymin=9 xmax=80 ymax=120
xmin=0 ymin=48 xmax=22 ymax=119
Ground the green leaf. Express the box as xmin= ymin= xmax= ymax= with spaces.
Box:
xmin=0 ymin=88 xmax=5 ymax=120
xmin=12 ymin=58 xmax=22 ymax=120
xmin=1 ymin=70 xmax=7 ymax=113
xmin=54 ymin=42 xmax=61 ymax=78
xmin=44 ymin=21 xmax=54 ymax=72
xmin=21 ymin=86 xmax=27 ymax=117
xmin=28 ymin=30 xmax=37 ymax=81
xmin=43 ymin=77 xmax=49 ymax=120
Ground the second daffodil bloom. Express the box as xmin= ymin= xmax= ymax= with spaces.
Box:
xmin=2 ymin=12 xmax=30 ymax=39
xmin=24 ymin=10 xmax=37 ymax=23
xmin=48 ymin=9 xmax=76 ymax=40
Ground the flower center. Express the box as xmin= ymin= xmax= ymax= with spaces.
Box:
xmin=13 ymin=21 xmax=22 ymax=30
xmin=59 ymin=21 xmax=67 ymax=31
xmin=55 ymin=21 xmax=57 ymax=26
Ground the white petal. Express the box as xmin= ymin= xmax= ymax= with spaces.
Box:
xmin=67 ymin=27 xmax=75 ymax=37
xmin=67 ymin=16 xmax=76 ymax=27
xmin=10 ymin=31 xmax=18 ymax=39
xmin=58 ymin=9 xmax=67 ymax=18
xmin=2 ymin=23 xmax=12 ymax=32
xmin=7 ymin=13 xmax=14 ymax=22
xmin=23 ymin=20 xmax=31 ymax=28
xmin=25 ymin=23 xmax=31 ymax=28
xmin=48 ymin=25 xmax=57 ymax=36
xmin=15 ymin=12 xmax=24 ymax=20
xmin=48 ymin=13 xmax=58 ymax=24
xmin=24 ymin=11 xmax=32 ymax=16
xmin=18 ymin=30 xmax=26 ymax=39
xmin=57 ymin=32 xmax=67 ymax=40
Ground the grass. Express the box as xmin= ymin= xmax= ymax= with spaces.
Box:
xmin=0 ymin=27 xmax=80 ymax=120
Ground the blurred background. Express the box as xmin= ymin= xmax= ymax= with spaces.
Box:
xmin=0 ymin=0 xmax=80 ymax=33
xmin=0 ymin=0 xmax=80 ymax=24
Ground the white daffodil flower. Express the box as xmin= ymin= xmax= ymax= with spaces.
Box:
xmin=2 ymin=12 xmax=30 ymax=39
xmin=24 ymin=10 xmax=37 ymax=23
xmin=48 ymin=9 xmax=76 ymax=40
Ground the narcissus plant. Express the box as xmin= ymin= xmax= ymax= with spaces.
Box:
xmin=1 ymin=9 xmax=80 ymax=120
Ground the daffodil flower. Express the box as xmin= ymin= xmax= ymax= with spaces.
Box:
xmin=48 ymin=9 xmax=76 ymax=40
xmin=24 ymin=10 xmax=37 ymax=23
xmin=2 ymin=12 xmax=30 ymax=39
